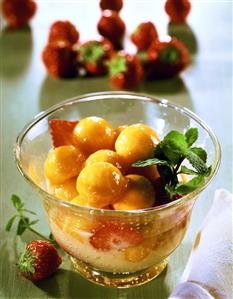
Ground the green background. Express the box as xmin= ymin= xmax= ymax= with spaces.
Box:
xmin=0 ymin=1 xmax=232 ymax=298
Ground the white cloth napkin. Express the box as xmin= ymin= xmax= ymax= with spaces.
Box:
xmin=169 ymin=189 xmax=233 ymax=299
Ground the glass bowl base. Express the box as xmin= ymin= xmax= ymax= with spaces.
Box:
xmin=70 ymin=257 xmax=167 ymax=288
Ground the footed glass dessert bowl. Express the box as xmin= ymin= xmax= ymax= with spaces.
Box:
xmin=15 ymin=92 xmax=220 ymax=288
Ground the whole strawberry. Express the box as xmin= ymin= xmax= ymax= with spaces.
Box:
xmin=99 ymin=0 xmax=123 ymax=12
xmin=97 ymin=10 xmax=125 ymax=50
xmin=42 ymin=43 xmax=77 ymax=78
xmin=18 ymin=240 xmax=62 ymax=282
xmin=78 ymin=39 xmax=114 ymax=76
xmin=165 ymin=0 xmax=191 ymax=24
xmin=2 ymin=0 xmax=37 ymax=29
xmin=131 ymin=22 xmax=158 ymax=51
xmin=108 ymin=51 xmax=143 ymax=89
xmin=146 ymin=38 xmax=189 ymax=79
xmin=48 ymin=21 xmax=80 ymax=46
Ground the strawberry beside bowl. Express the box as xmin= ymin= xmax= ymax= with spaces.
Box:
xmin=15 ymin=92 xmax=220 ymax=288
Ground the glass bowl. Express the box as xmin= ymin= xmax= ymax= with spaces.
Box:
xmin=15 ymin=92 xmax=221 ymax=288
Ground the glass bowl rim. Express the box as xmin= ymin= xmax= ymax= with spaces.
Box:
xmin=15 ymin=91 xmax=221 ymax=216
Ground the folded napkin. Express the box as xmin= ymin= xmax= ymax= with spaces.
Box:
xmin=169 ymin=189 xmax=233 ymax=299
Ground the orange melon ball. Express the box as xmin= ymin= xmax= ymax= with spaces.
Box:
xmin=44 ymin=145 xmax=85 ymax=184
xmin=114 ymin=125 xmax=128 ymax=140
xmin=85 ymin=149 xmax=124 ymax=172
xmin=51 ymin=178 xmax=78 ymax=201
xmin=73 ymin=116 xmax=115 ymax=155
xmin=115 ymin=125 xmax=155 ymax=168
xmin=130 ymin=164 xmax=160 ymax=183
xmin=113 ymin=174 xmax=155 ymax=210
xmin=76 ymin=162 xmax=126 ymax=208
xmin=131 ymin=123 xmax=160 ymax=145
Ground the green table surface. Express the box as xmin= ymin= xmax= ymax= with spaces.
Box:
xmin=0 ymin=1 xmax=232 ymax=298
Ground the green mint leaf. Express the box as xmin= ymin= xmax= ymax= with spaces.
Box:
xmin=185 ymin=128 xmax=198 ymax=147
xmin=154 ymin=143 xmax=167 ymax=160
xmin=186 ymin=150 xmax=209 ymax=174
xmin=160 ymin=131 xmax=188 ymax=164
xmin=17 ymin=217 xmax=30 ymax=236
xmin=176 ymin=175 xmax=205 ymax=195
xmin=157 ymin=164 xmax=175 ymax=184
xmin=165 ymin=184 xmax=178 ymax=199
xmin=132 ymin=158 xmax=171 ymax=168
xmin=179 ymin=166 xmax=199 ymax=175
xmin=191 ymin=147 xmax=207 ymax=163
xmin=5 ymin=215 xmax=17 ymax=231
xmin=11 ymin=194 xmax=24 ymax=211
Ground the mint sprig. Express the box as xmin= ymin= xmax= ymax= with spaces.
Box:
xmin=132 ymin=128 xmax=211 ymax=199
xmin=5 ymin=195 xmax=59 ymax=247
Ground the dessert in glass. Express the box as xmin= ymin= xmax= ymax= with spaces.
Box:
xmin=15 ymin=92 xmax=220 ymax=288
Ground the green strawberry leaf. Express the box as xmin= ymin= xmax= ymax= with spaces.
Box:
xmin=17 ymin=217 xmax=30 ymax=235
xmin=11 ymin=194 xmax=24 ymax=211
xmin=5 ymin=215 xmax=17 ymax=232
xmin=108 ymin=56 xmax=127 ymax=77
xmin=18 ymin=248 xmax=35 ymax=274
xmin=79 ymin=42 xmax=105 ymax=64
xmin=159 ymin=45 xmax=181 ymax=64
xmin=185 ymin=128 xmax=198 ymax=147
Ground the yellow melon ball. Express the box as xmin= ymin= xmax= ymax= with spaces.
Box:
xmin=131 ymin=123 xmax=160 ymax=145
xmin=44 ymin=145 xmax=85 ymax=185
xmin=73 ymin=116 xmax=115 ymax=155
xmin=85 ymin=149 xmax=124 ymax=172
xmin=113 ymin=174 xmax=155 ymax=210
xmin=124 ymin=244 xmax=151 ymax=263
xmin=115 ymin=126 xmax=155 ymax=168
xmin=76 ymin=162 xmax=126 ymax=208
xmin=51 ymin=178 xmax=78 ymax=201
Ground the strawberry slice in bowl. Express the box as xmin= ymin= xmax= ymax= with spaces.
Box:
xmin=90 ymin=223 xmax=144 ymax=251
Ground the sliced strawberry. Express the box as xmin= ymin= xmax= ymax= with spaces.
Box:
xmin=90 ymin=223 xmax=143 ymax=251
xmin=49 ymin=119 xmax=78 ymax=148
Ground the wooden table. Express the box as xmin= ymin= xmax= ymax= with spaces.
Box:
xmin=1 ymin=1 xmax=232 ymax=298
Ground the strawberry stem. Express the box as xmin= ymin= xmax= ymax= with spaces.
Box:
xmin=79 ymin=42 xmax=105 ymax=64
xmin=28 ymin=227 xmax=51 ymax=242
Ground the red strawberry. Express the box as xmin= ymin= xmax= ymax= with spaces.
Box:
xmin=108 ymin=51 xmax=144 ymax=89
xmin=18 ymin=240 xmax=62 ymax=282
xmin=165 ymin=0 xmax=191 ymax=24
xmin=2 ymin=0 xmax=36 ymax=29
xmin=97 ymin=10 xmax=125 ymax=50
xmin=146 ymin=37 xmax=189 ymax=79
xmin=49 ymin=120 xmax=78 ymax=148
xmin=99 ymin=0 xmax=123 ymax=12
xmin=42 ymin=43 xmax=77 ymax=78
xmin=131 ymin=22 xmax=158 ymax=51
xmin=48 ymin=21 xmax=80 ymax=46
xmin=90 ymin=223 xmax=143 ymax=251
xmin=78 ymin=39 xmax=114 ymax=76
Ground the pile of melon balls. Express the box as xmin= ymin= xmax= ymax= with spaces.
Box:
xmin=44 ymin=116 xmax=160 ymax=210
